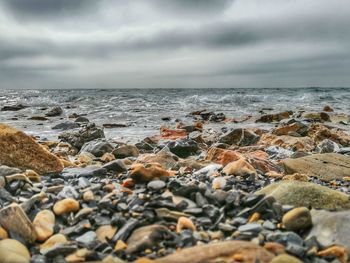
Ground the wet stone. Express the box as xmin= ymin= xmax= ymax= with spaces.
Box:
xmin=238 ymin=223 xmax=263 ymax=234
xmin=147 ymin=180 xmax=166 ymax=191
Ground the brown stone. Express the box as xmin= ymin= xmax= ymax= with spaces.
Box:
xmin=160 ymin=126 xmax=187 ymax=139
xmin=256 ymin=111 xmax=291 ymax=123
xmin=53 ymin=198 xmax=80 ymax=216
xmin=96 ymin=225 xmax=117 ymax=242
xmin=154 ymin=241 xmax=274 ymax=263
xmin=308 ymin=124 xmax=350 ymax=146
xmin=40 ymin=234 xmax=68 ymax=254
xmin=223 ymin=158 xmax=257 ymax=177
xmin=129 ymin=163 xmax=176 ymax=183
xmin=282 ymin=207 xmax=312 ymax=231
xmin=206 ymin=147 xmax=242 ymax=166
xmin=0 ymin=123 xmax=63 ymax=174
xmin=176 ymin=217 xmax=196 ymax=233
xmin=0 ymin=204 xmax=37 ymax=243
xmin=323 ymin=105 xmax=334 ymax=112
xmin=0 ymin=239 xmax=31 ymax=263
xmin=259 ymin=134 xmax=315 ymax=151
xmin=0 ymin=226 xmax=8 ymax=239
xmin=33 ymin=210 xmax=55 ymax=242
xmin=282 ymin=153 xmax=350 ymax=182
xmin=126 ymin=225 xmax=169 ymax=254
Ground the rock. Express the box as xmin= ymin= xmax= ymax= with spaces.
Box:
xmin=103 ymin=123 xmax=128 ymax=128
xmin=96 ymin=225 xmax=117 ymax=242
xmin=112 ymin=218 xmax=139 ymax=242
xmin=0 ymin=204 xmax=37 ymax=243
xmin=323 ymin=105 xmax=334 ymax=112
xmin=46 ymin=106 xmax=63 ymax=117
xmin=83 ymin=190 xmax=95 ymax=202
xmin=259 ymin=134 xmax=315 ymax=152
xmin=272 ymin=122 xmax=308 ymax=136
xmin=266 ymin=146 xmax=294 ymax=160
xmin=129 ymin=163 xmax=175 ymax=183
xmin=40 ymin=234 xmax=68 ymax=254
xmin=75 ymin=116 xmax=90 ymax=123
xmin=282 ymin=153 xmax=350 ymax=182
xmin=307 ymin=209 xmax=350 ymax=252
xmin=193 ymin=164 xmax=222 ymax=177
xmin=0 ymin=239 xmax=30 ymax=263
xmin=0 ymin=123 xmax=64 ymax=174
xmin=80 ymin=139 xmax=114 ymax=157
xmin=160 ymin=126 xmax=187 ymax=139
xmin=223 ymin=158 xmax=257 ymax=177
xmin=257 ymin=181 xmax=350 ymax=210
xmin=176 ymin=217 xmax=196 ymax=233
xmin=53 ymin=198 xmax=80 ymax=215
xmin=270 ymin=254 xmax=303 ymax=263
xmin=1 ymin=104 xmax=26 ymax=111
xmin=308 ymin=124 xmax=350 ymax=146
xmin=155 ymin=208 xmax=190 ymax=221
xmin=0 ymin=226 xmax=8 ymax=239
xmin=77 ymin=152 xmax=94 ymax=165
xmin=112 ymin=144 xmax=139 ymax=158
xmin=59 ymin=123 xmax=105 ymax=150
xmin=125 ymin=224 xmax=169 ymax=254
xmin=206 ymin=147 xmax=242 ymax=165
xmin=147 ymin=180 xmax=166 ymax=191
xmin=33 ymin=210 xmax=56 ymax=242
xmin=316 ymin=139 xmax=340 ymax=153
xmin=282 ymin=207 xmax=312 ymax=231
xmin=302 ymin=111 xmax=330 ymax=122
xmin=102 ymin=160 xmax=127 ymax=173
xmin=219 ymin=128 xmax=260 ymax=146
xmin=76 ymin=231 xmax=97 ymax=247
xmin=52 ymin=121 xmax=80 ymax=130
xmin=137 ymin=150 xmax=178 ymax=169
xmin=101 ymin=152 xmax=115 ymax=162
xmin=28 ymin=116 xmax=48 ymax=121
xmin=166 ymin=139 xmax=199 ymax=158
xmin=153 ymin=241 xmax=274 ymax=263
xmin=256 ymin=111 xmax=291 ymax=123
xmin=0 ymin=165 xmax=22 ymax=177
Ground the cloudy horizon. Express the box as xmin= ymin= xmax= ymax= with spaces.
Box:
xmin=1 ymin=0 xmax=350 ymax=89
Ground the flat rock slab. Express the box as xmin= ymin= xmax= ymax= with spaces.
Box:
xmin=308 ymin=210 xmax=350 ymax=252
xmin=154 ymin=240 xmax=274 ymax=263
xmin=282 ymin=153 xmax=350 ymax=181
xmin=256 ymin=181 xmax=350 ymax=210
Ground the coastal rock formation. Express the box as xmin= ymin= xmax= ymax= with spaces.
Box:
xmin=0 ymin=123 xmax=63 ymax=175
xmin=282 ymin=153 xmax=350 ymax=181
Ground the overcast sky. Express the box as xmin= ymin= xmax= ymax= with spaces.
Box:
xmin=0 ymin=0 xmax=350 ymax=89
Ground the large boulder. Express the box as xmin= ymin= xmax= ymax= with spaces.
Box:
xmin=307 ymin=210 xmax=350 ymax=252
xmin=282 ymin=153 xmax=350 ymax=182
xmin=154 ymin=241 xmax=274 ymax=263
xmin=256 ymin=181 xmax=350 ymax=210
xmin=58 ymin=123 xmax=105 ymax=150
xmin=0 ymin=124 xmax=63 ymax=175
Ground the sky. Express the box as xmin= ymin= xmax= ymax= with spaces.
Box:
xmin=0 ymin=0 xmax=350 ymax=89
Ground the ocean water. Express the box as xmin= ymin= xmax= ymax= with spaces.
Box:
xmin=0 ymin=88 xmax=349 ymax=142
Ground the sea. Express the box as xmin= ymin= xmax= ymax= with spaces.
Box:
xmin=0 ymin=88 xmax=349 ymax=142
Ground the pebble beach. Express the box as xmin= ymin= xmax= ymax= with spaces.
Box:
xmin=1 ymin=92 xmax=350 ymax=263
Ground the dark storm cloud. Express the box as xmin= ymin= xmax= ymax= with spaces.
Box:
xmin=149 ymin=0 xmax=234 ymax=15
xmin=1 ymin=0 xmax=97 ymax=19
xmin=0 ymin=0 xmax=350 ymax=88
